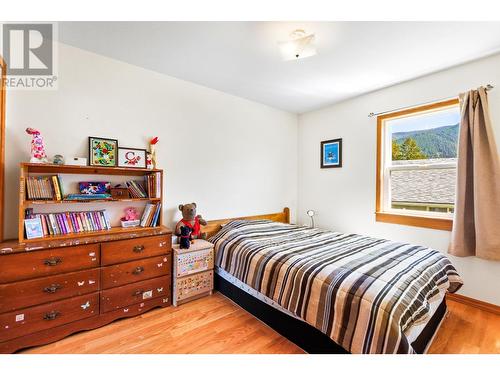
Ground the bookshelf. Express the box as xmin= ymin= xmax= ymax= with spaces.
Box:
xmin=19 ymin=163 xmax=164 ymax=243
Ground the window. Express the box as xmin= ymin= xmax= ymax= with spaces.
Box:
xmin=376 ymin=99 xmax=460 ymax=230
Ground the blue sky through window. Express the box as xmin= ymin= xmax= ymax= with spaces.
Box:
xmin=388 ymin=107 xmax=460 ymax=133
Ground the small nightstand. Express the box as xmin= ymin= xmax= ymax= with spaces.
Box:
xmin=172 ymin=239 xmax=214 ymax=306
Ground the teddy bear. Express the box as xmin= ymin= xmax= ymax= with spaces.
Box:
xmin=178 ymin=225 xmax=193 ymax=249
xmin=175 ymin=202 xmax=207 ymax=241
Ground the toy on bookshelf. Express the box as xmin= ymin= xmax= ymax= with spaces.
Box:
xmin=26 ymin=127 xmax=48 ymax=163
xmin=121 ymin=207 xmax=140 ymax=228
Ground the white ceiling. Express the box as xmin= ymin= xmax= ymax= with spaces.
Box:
xmin=59 ymin=22 xmax=500 ymax=113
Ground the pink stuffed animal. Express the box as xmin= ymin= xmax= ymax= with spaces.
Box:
xmin=123 ymin=207 xmax=139 ymax=222
xmin=26 ymin=127 xmax=48 ymax=163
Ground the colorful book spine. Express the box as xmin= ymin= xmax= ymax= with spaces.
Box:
xmin=25 ymin=209 xmax=114 ymax=238
xmin=51 ymin=176 xmax=62 ymax=201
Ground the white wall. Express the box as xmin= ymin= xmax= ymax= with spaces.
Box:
xmin=4 ymin=42 xmax=298 ymax=238
xmin=298 ymin=53 xmax=500 ymax=305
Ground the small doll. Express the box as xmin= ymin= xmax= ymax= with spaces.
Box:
xmin=26 ymin=127 xmax=48 ymax=163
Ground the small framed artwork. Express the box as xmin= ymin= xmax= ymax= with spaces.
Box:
xmin=320 ymin=138 xmax=342 ymax=168
xmin=118 ymin=147 xmax=147 ymax=169
xmin=25 ymin=217 xmax=44 ymax=239
xmin=88 ymin=137 xmax=118 ymax=167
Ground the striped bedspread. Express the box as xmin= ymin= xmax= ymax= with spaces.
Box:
xmin=210 ymin=220 xmax=463 ymax=354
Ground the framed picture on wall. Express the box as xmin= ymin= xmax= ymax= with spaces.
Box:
xmin=118 ymin=147 xmax=147 ymax=168
xmin=320 ymin=138 xmax=342 ymax=168
xmin=88 ymin=137 xmax=118 ymax=167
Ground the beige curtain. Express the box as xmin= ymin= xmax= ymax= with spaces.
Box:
xmin=449 ymin=86 xmax=500 ymax=260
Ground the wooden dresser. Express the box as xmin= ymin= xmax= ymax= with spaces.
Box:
xmin=0 ymin=227 xmax=172 ymax=353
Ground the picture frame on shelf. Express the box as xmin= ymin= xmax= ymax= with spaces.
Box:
xmin=24 ymin=217 xmax=44 ymax=239
xmin=320 ymin=138 xmax=342 ymax=168
xmin=88 ymin=137 xmax=118 ymax=167
xmin=118 ymin=147 xmax=147 ymax=169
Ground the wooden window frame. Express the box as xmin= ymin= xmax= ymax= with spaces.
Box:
xmin=375 ymin=99 xmax=459 ymax=231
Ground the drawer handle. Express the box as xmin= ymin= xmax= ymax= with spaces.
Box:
xmin=132 ymin=290 xmax=144 ymax=297
xmin=132 ymin=266 xmax=145 ymax=275
xmin=44 ymin=257 xmax=62 ymax=266
xmin=43 ymin=311 xmax=60 ymax=320
xmin=43 ymin=284 xmax=62 ymax=294
xmin=133 ymin=245 xmax=145 ymax=253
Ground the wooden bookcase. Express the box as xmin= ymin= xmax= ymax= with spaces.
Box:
xmin=18 ymin=163 xmax=164 ymax=243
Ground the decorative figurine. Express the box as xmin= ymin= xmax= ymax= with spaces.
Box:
xmin=146 ymin=152 xmax=153 ymax=170
xmin=53 ymin=154 xmax=64 ymax=165
xmin=175 ymin=202 xmax=207 ymax=240
xmin=149 ymin=136 xmax=159 ymax=169
xmin=122 ymin=207 xmax=139 ymax=222
xmin=26 ymin=127 xmax=48 ymax=163
xmin=178 ymin=226 xmax=193 ymax=249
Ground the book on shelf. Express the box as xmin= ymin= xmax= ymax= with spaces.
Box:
xmin=26 ymin=175 xmax=64 ymax=201
xmin=125 ymin=173 xmax=160 ymax=199
xmin=65 ymin=193 xmax=112 ymax=200
xmin=140 ymin=203 xmax=161 ymax=227
xmin=145 ymin=172 xmax=161 ymax=199
xmin=126 ymin=180 xmax=147 ymax=198
xmin=24 ymin=208 xmax=112 ymax=238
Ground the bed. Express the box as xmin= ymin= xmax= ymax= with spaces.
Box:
xmin=205 ymin=208 xmax=463 ymax=354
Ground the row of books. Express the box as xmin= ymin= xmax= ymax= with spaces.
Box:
xmin=26 ymin=175 xmax=64 ymax=200
xmin=126 ymin=180 xmax=147 ymax=198
xmin=25 ymin=208 xmax=111 ymax=237
xmin=145 ymin=173 xmax=161 ymax=199
xmin=140 ymin=203 xmax=161 ymax=227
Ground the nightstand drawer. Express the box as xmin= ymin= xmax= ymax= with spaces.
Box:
xmin=0 ymin=245 xmax=100 ymax=283
xmin=0 ymin=269 xmax=100 ymax=314
xmin=174 ymin=270 xmax=213 ymax=304
xmin=175 ymin=248 xmax=213 ymax=277
xmin=0 ymin=292 xmax=99 ymax=342
xmin=100 ymin=276 xmax=171 ymax=313
xmin=101 ymin=235 xmax=171 ymax=265
xmin=101 ymin=255 xmax=171 ymax=289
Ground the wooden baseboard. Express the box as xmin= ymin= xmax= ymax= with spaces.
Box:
xmin=446 ymin=293 xmax=500 ymax=315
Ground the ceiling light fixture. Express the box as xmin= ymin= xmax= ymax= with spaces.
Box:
xmin=278 ymin=29 xmax=316 ymax=61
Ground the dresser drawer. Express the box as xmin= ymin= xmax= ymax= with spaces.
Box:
xmin=101 ymin=235 xmax=171 ymax=265
xmin=0 ymin=292 xmax=99 ymax=342
xmin=0 ymin=269 xmax=100 ymax=314
xmin=101 ymin=255 xmax=171 ymax=289
xmin=100 ymin=276 xmax=170 ymax=313
xmin=0 ymin=245 xmax=100 ymax=283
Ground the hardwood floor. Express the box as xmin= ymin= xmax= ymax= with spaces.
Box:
xmin=428 ymin=299 xmax=500 ymax=354
xmin=22 ymin=293 xmax=499 ymax=354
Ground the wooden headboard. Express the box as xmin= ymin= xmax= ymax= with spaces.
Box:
xmin=203 ymin=207 xmax=290 ymax=239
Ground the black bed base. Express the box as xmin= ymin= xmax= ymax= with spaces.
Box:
xmin=215 ymin=273 xmax=447 ymax=354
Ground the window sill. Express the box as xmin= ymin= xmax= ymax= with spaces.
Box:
xmin=375 ymin=212 xmax=453 ymax=231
